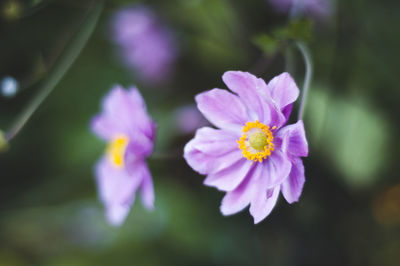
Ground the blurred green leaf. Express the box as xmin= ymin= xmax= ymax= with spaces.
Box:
xmin=0 ymin=130 xmax=8 ymax=152
xmin=253 ymin=19 xmax=312 ymax=56
xmin=252 ymin=34 xmax=279 ymax=56
xmin=286 ymin=19 xmax=312 ymax=42
xmin=306 ymin=87 xmax=390 ymax=188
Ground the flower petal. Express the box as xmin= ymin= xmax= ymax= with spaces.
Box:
xmin=281 ymin=157 xmax=305 ymax=204
xmin=90 ymin=114 xmax=121 ymax=141
xmin=277 ymin=120 xmax=308 ymax=157
xmin=281 ymin=104 xmax=293 ymax=122
xmin=222 ymin=71 xmax=286 ymax=128
xmin=189 ymin=127 xmax=239 ymax=156
xmin=250 ymin=185 xmax=280 ymax=224
xmin=184 ymin=141 xmax=243 ymax=175
xmin=263 ymin=149 xmax=292 ymax=188
xmin=96 ymin=85 xmax=155 ymax=140
xmin=220 ymin=164 xmax=261 ymax=215
xmin=195 ymin=88 xmax=249 ymax=131
xmin=127 ymin=87 xmax=156 ymax=139
xmin=105 ymin=203 xmax=131 ymax=226
xmin=139 ymin=163 xmax=155 ymax=210
xmin=267 ymin=72 xmax=299 ymax=118
xmin=95 ymin=157 xmax=144 ymax=223
xmin=125 ymin=133 xmax=155 ymax=160
xmin=222 ymin=71 xmax=269 ymax=122
xmin=183 ymin=127 xmax=243 ymax=175
xmin=204 ymin=158 xmax=253 ymax=191
xmin=102 ymin=85 xmax=138 ymax=133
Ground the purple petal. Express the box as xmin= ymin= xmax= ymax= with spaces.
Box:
xmin=124 ymin=132 xmax=154 ymax=159
xmin=250 ymin=185 xmax=280 ymax=224
xmin=112 ymin=6 xmax=155 ymax=45
xmin=220 ymin=164 xmax=262 ymax=215
xmin=184 ymin=138 xmax=243 ymax=175
xmin=195 ymin=88 xmax=249 ymax=132
xmin=90 ymin=115 xmax=121 ymax=141
xmin=222 ymin=71 xmax=287 ymax=128
xmin=183 ymin=127 xmax=243 ymax=175
xmin=102 ymin=86 xmax=154 ymax=138
xmin=92 ymin=85 xmax=156 ymax=154
xmin=263 ymin=149 xmax=292 ymax=188
xmin=222 ymin=71 xmax=269 ymax=122
xmin=277 ymin=120 xmax=308 ymax=157
xmin=281 ymin=104 xmax=293 ymax=121
xmin=105 ymin=203 xmax=132 ymax=226
xmin=95 ymin=157 xmax=145 ymax=224
xmin=111 ymin=6 xmax=177 ymax=83
xmin=175 ymin=104 xmax=209 ymax=134
xmin=101 ymin=85 xmax=136 ymax=131
xmin=139 ymin=163 xmax=155 ymax=210
xmin=267 ymin=72 xmax=299 ymax=119
xmin=127 ymin=87 xmax=156 ymax=139
xmin=188 ymin=127 xmax=239 ymax=156
xmin=204 ymin=158 xmax=253 ymax=191
xmin=281 ymin=156 xmax=305 ymax=204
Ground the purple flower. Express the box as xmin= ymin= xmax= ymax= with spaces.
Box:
xmin=112 ymin=6 xmax=178 ymax=83
xmin=175 ymin=104 xmax=209 ymax=134
xmin=91 ymin=85 xmax=156 ymax=226
xmin=183 ymin=71 xmax=308 ymax=224
xmin=269 ymin=0 xmax=332 ymax=18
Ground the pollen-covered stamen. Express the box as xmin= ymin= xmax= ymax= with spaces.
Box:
xmin=237 ymin=120 xmax=274 ymax=163
xmin=107 ymin=134 xmax=130 ymax=168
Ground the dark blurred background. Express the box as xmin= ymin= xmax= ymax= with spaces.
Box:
xmin=0 ymin=0 xmax=399 ymax=265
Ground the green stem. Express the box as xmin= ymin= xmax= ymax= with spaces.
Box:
xmin=5 ymin=0 xmax=104 ymax=142
xmin=296 ymin=41 xmax=313 ymax=120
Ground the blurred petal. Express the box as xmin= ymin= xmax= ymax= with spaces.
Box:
xmin=281 ymin=157 xmax=305 ymax=204
xmin=102 ymin=85 xmax=154 ymax=138
xmin=90 ymin=115 xmax=120 ymax=140
xmin=127 ymin=87 xmax=156 ymax=139
xmin=111 ymin=6 xmax=177 ymax=82
xmin=96 ymin=157 xmax=143 ymax=212
xmin=106 ymin=203 xmax=131 ymax=226
xmin=92 ymin=85 xmax=156 ymax=154
xmin=175 ymin=105 xmax=208 ymax=134
xmin=195 ymin=88 xmax=249 ymax=132
xmin=140 ymin=164 xmax=155 ymax=210
xmin=204 ymin=158 xmax=253 ymax=191
xmin=102 ymin=85 xmax=136 ymax=130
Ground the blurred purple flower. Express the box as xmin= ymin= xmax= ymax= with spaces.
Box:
xmin=175 ymin=104 xmax=209 ymax=134
xmin=269 ymin=0 xmax=332 ymax=18
xmin=184 ymin=71 xmax=308 ymax=224
xmin=112 ymin=6 xmax=178 ymax=83
xmin=91 ymin=85 xmax=156 ymax=226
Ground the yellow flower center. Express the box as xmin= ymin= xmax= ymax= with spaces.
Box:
xmin=237 ymin=120 xmax=275 ymax=163
xmin=107 ymin=134 xmax=130 ymax=168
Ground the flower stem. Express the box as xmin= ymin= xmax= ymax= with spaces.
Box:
xmin=4 ymin=0 xmax=104 ymax=142
xmin=296 ymin=41 xmax=313 ymax=120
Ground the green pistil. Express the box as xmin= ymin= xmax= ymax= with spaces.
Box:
xmin=249 ymin=132 xmax=268 ymax=151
